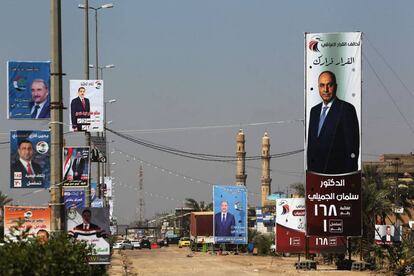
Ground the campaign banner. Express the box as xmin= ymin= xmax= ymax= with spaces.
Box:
xmin=63 ymin=147 xmax=90 ymax=187
xmin=69 ymin=80 xmax=104 ymax=132
xmin=213 ymin=185 xmax=247 ymax=244
xmin=374 ymin=224 xmax=402 ymax=245
xmin=90 ymin=135 xmax=106 ymax=162
xmin=305 ymin=32 xmax=362 ymax=236
xmin=7 ymin=61 xmax=51 ymax=119
xmin=275 ymin=198 xmax=346 ymax=253
xmin=4 ymin=206 xmax=51 ymax=241
xmin=104 ymin=177 xmax=112 ymax=198
xmin=64 ymin=188 xmax=86 ymax=209
xmin=10 ymin=130 xmax=50 ymax=188
xmin=67 ymin=207 xmax=110 ymax=264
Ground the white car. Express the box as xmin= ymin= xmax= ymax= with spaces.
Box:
xmin=113 ymin=240 xmax=134 ymax=250
xmin=131 ymin=240 xmax=141 ymax=249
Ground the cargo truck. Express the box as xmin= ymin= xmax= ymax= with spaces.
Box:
xmin=190 ymin=211 xmax=213 ymax=251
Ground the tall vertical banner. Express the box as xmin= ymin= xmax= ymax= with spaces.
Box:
xmin=213 ymin=185 xmax=247 ymax=244
xmin=7 ymin=61 xmax=51 ymax=119
xmin=4 ymin=206 xmax=51 ymax=241
xmin=10 ymin=130 xmax=50 ymax=188
xmin=67 ymin=207 xmax=110 ymax=264
xmin=63 ymin=147 xmax=90 ymax=187
xmin=275 ymin=198 xmax=346 ymax=253
xmin=69 ymin=80 xmax=104 ymax=132
xmin=305 ymin=32 xmax=362 ymax=236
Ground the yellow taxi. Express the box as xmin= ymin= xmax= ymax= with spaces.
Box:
xmin=178 ymin=237 xmax=190 ymax=248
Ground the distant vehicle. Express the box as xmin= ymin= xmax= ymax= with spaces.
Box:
xmin=131 ymin=240 xmax=141 ymax=249
xmin=113 ymin=240 xmax=133 ymax=250
xmin=166 ymin=236 xmax=180 ymax=244
xmin=178 ymin=237 xmax=190 ymax=248
xmin=140 ymin=238 xmax=151 ymax=249
xmin=157 ymin=239 xmax=168 ymax=247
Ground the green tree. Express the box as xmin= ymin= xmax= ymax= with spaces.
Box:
xmin=289 ymin=182 xmax=305 ymax=197
xmin=0 ymin=191 xmax=13 ymax=241
xmin=184 ymin=198 xmax=213 ymax=211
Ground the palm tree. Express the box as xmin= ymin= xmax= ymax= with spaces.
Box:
xmin=0 ymin=191 xmax=12 ymax=208
xmin=184 ymin=198 xmax=213 ymax=211
xmin=289 ymin=182 xmax=305 ymax=197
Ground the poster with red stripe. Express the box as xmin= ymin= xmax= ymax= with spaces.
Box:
xmin=63 ymin=147 xmax=90 ymax=187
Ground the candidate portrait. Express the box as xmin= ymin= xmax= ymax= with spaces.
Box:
xmin=29 ymin=79 xmax=50 ymax=119
xmin=70 ymin=86 xmax=90 ymax=131
xmin=11 ymin=139 xmax=44 ymax=187
xmin=307 ymin=71 xmax=359 ymax=174
xmin=214 ymin=200 xmax=236 ymax=237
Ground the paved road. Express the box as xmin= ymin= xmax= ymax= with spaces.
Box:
xmin=114 ymin=245 xmax=372 ymax=276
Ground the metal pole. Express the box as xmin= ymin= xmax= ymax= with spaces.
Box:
xmin=95 ymin=9 xmax=99 ymax=80
xmin=50 ymin=0 xmax=64 ymax=232
xmin=84 ymin=0 xmax=91 ymax=207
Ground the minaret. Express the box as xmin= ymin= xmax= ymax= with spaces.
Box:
xmin=236 ymin=129 xmax=247 ymax=186
xmin=261 ymin=132 xmax=272 ymax=206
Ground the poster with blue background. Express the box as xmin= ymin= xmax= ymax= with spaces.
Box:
xmin=10 ymin=130 xmax=50 ymax=188
xmin=64 ymin=189 xmax=86 ymax=209
xmin=8 ymin=61 xmax=51 ymax=119
xmin=213 ymin=185 xmax=247 ymax=244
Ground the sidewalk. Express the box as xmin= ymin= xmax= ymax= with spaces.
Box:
xmin=107 ymin=250 xmax=130 ymax=276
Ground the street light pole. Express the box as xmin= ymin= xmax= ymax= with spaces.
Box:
xmin=50 ymin=0 xmax=64 ymax=232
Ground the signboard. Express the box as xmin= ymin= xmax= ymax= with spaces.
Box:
xmin=7 ymin=61 xmax=51 ymax=119
xmin=4 ymin=206 xmax=51 ymax=241
xmin=63 ymin=147 xmax=90 ymax=187
xmin=104 ymin=177 xmax=112 ymax=197
xmin=10 ymin=130 xmax=50 ymax=188
xmin=67 ymin=207 xmax=110 ymax=264
xmin=275 ymin=198 xmax=346 ymax=253
xmin=90 ymin=135 xmax=106 ymax=162
xmin=213 ymin=185 xmax=247 ymax=244
xmin=374 ymin=224 xmax=402 ymax=245
xmin=305 ymin=32 xmax=362 ymax=236
xmin=69 ymin=80 xmax=104 ymax=132
xmin=64 ymin=188 xmax=86 ymax=209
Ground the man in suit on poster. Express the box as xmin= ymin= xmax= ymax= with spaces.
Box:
xmin=214 ymin=200 xmax=236 ymax=236
xmin=71 ymin=86 xmax=90 ymax=131
xmin=307 ymin=71 xmax=360 ymax=174
xmin=71 ymin=151 xmax=86 ymax=181
xmin=29 ymin=79 xmax=50 ymax=119
xmin=11 ymin=139 xmax=43 ymax=187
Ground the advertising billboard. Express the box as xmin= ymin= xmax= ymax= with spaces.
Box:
xmin=4 ymin=206 xmax=51 ymax=241
xmin=374 ymin=224 xmax=402 ymax=245
xmin=69 ymin=80 xmax=104 ymax=132
xmin=10 ymin=130 xmax=50 ymax=189
xmin=67 ymin=207 xmax=110 ymax=264
xmin=63 ymin=147 xmax=90 ymax=187
xmin=213 ymin=185 xmax=247 ymax=244
xmin=305 ymin=32 xmax=362 ymax=236
xmin=64 ymin=188 xmax=86 ymax=209
xmin=275 ymin=198 xmax=346 ymax=253
xmin=7 ymin=61 xmax=51 ymax=119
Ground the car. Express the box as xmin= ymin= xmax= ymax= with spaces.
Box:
xmin=166 ymin=237 xmax=180 ymax=244
xmin=178 ymin=237 xmax=190 ymax=248
xmin=140 ymin=238 xmax=151 ymax=249
xmin=113 ymin=240 xmax=134 ymax=250
xmin=131 ymin=240 xmax=141 ymax=249
xmin=157 ymin=239 xmax=168 ymax=247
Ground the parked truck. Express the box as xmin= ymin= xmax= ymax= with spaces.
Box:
xmin=190 ymin=211 xmax=213 ymax=251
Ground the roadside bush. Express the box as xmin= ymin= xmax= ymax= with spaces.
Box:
xmin=253 ymin=233 xmax=273 ymax=255
xmin=0 ymin=233 xmax=106 ymax=276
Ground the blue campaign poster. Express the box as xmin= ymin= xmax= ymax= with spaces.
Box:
xmin=10 ymin=130 xmax=51 ymax=188
xmin=64 ymin=189 xmax=86 ymax=209
xmin=213 ymin=185 xmax=248 ymax=244
xmin=8 ymin=61 xmax=51 ymax=119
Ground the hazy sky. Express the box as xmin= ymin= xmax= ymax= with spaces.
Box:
xmin=1 ymin=1 xmax=414 ymax=224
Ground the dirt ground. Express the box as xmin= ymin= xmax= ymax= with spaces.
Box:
xmin=108 ymin=245 xmax=380 ymax=276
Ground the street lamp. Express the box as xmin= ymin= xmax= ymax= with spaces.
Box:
xmin=89 ymin=64 xmax=115 ymax=79
xmin=78 ymin=3 xmax=114 ymax=79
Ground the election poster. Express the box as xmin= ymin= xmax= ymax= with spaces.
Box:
xmin=104 ymin=176 xmax=112 ymax=198
xmin=64 ymin=188 xmax=86 ymax=209
xmin=4 ymin=206 xmax=51 ymax=241
xmin=90 ymin=182 xmax=104 ymax=208
xmin=69 ymin=80 xmax=104 ymax=132
xmin=10 ymin=130 xmax=50 ymax=189
xmin=213 ymin=185 xmax=247 ymax=244
xmin=374 ymin=224 xmax=402 ymax=245
xmin=67 ymin=207 xmax=110 ymax=264
xmin=275 ymin=198 xmax=346 ymax=253
xmin=7 ymin=61 xmax=51 ymax=119
xmin=63 ymin=147 xmax=90 ymax=187
xmin=305 ymin=32 xmax=362 ymax=236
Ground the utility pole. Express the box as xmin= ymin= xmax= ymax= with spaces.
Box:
xmin=83 ymin=0 xmax=92 ymax=207
xmin=138 ymin=165 xmax=145 ymax=225
xmin=50 ymin=0 xmax=64 ymax=232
